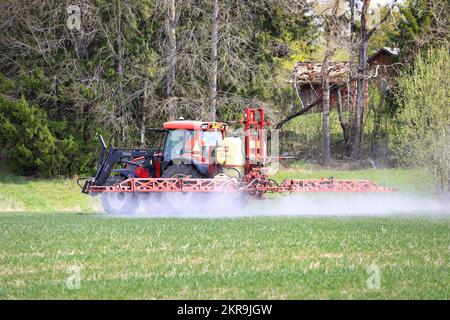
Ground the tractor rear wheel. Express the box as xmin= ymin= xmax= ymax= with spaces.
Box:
xmin=102 ymin=175 xmax=139 ymax=214
xmin=161 ymin=164 xmax=203 ymax=214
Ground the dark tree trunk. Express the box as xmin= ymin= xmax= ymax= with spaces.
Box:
xmin=141 ymin=79 xmax=148 ymax=146
xmin=322 ymin=56 xmax=331 ymax=163
xmin=320 ymin=0 xmax=341 ymax=163
xmin=351 ymin=0 xmax=371 ymax=158
xmin=337 ymin=88 xmax=351 ymax=155
xmin=346 ymin=0 xmax=356 ymax=157
xmin=371 ymin=79 xmax=387 ymax=158
xmin=209 ymin=0 xmax=218 ymax=121
xmin=117 ymin=0 xmax=123 ymax=78
xmin=116 ymin=0 xmax=125 ymax=142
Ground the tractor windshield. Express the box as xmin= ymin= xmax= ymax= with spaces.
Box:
xmin=163 ymin=129 xmax=223 ymax=162
xmin=201 ymin=130 xmax=223 ymax=148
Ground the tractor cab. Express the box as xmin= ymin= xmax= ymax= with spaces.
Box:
xmin=162 ymin=120 xmax=228 ymax=165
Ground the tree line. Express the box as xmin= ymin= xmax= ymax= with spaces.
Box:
xmin=0 ymin=0 xmax=448 ymax=194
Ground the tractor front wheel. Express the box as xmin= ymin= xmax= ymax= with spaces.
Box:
xmin=161 ymin=164 xmax=203 ymax=214
xmin=102 ymin=175 xmax=139 ymax=214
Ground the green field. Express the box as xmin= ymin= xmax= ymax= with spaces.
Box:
xmin=0 ymin=167 xmax=449 ymax=299
xmin=0 ymin=214 xmax=448 ymax=299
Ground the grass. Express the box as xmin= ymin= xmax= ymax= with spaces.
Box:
xmin=0 ymin=165 xmax=436 ymax=212
xmin=0 ymin=166 xmax=448 ymax=299
xmin=0 ymin=174 xmax=92 ymax=212
xmin=0 ymin=213 xmax=448 ymax=299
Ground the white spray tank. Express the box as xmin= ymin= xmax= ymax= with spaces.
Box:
xmin=218 ymin=136 xmax=245 ymax=180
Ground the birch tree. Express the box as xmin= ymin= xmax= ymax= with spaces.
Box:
xmin=320 ymin=0 xmax=343 ymax=163
xmin=165 ymin=0 xmax=177 ymax=120
xmin=209 ymin=0 xmax=219 ymax=121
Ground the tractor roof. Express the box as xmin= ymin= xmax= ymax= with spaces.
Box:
xmin=163 ymin=120 xmax=227 ymax=130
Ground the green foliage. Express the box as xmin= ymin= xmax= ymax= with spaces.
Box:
xmin=389 ymin=48 xmax=450 ymax=196
xmin=368 ymin=5 xmax=398 ymax=54
xmin=0 ymin=94 xmax=58 ymax=176
xmin=0 ymin=92 xmax=96 ymax=177
xmin=392 ymin=0 xmax=449 ymax=63
xmin=0 ymin=73 xmax=14 ymax=93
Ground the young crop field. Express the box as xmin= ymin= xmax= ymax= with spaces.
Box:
xmin=0 ymin=214 xmax=448 ymax=299
xmin=0 ymin=167 xmax=449 ymax=299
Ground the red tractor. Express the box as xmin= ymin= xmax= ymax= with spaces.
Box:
xmin=80 ymin=108 xmax=396 ymax=214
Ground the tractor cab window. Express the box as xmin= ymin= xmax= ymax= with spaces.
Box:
xmin=163 ymin=129 xmax=194 ymax=161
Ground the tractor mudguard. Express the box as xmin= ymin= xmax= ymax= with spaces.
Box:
xmin=169 ymin=156 xmax=209 ymax=176
xmin=112 ymin=169 xmax=139 ymax=179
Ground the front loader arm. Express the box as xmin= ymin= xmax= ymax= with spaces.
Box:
xmin=94 ymin=149 xmax=150 ymax=187
xmin=80 ymin=135 xmax=163 ymax=193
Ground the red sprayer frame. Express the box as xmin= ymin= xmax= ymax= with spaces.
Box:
xmin=240 ymin=108 xmax=273 ymax=174
xmin=87 ymin=173 xmax=397 ymax=195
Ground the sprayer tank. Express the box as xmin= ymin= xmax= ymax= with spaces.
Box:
xmin=221 ymin=137 xmax=245 ymax=179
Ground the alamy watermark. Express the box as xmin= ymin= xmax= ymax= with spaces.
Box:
xmin=65 ymin=265 xmax=81 ymax=289
xmin=66 ymin=5 xmax=81 ymax=31
xmin=366 ymin=264 xmax=381 ymax=290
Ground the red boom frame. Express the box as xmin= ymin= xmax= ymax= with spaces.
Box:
xmin=87 ymin=176 xmax=397 ymax=195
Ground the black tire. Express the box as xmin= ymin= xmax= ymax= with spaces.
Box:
xmin=102 ymin=175 xmax=140 ymax=214
xmin=162 ymin=164 xmax=204 ymax=179
xmin=161 ymin=164 xmax=203 ymax=214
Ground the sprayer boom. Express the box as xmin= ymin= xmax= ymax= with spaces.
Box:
xmin=86 ymin=176 xmax=397 ymax=195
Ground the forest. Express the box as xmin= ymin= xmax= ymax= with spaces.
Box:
xmin=0 ymin=0 xmax=449 ymax=194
